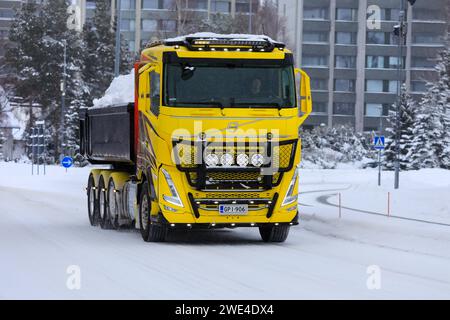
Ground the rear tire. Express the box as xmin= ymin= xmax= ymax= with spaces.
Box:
xmin=259 ymin=224 xmax=290 ymax=242
xmin=87 ymin=174 xmax=98 ymax=226
xmin=139 ymin=182 xmax=167 ymax=242
xmin=98 ymin=176 xmax=113 ymax=230
xmin=107 ymin=178 xmax=120 ymax=230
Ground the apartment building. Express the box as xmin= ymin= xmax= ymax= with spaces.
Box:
xmin=279 ymin=0 xmax=448 ymax=132
xmin=79 ymin=0 xmax=258 ymax=53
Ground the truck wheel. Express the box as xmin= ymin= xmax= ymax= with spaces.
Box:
xmin=259 ymin=224 xmax=290 ymax=242
xmin=139 ymin=182 xmax=167 ymax=242
xmin=87 ymin=174 xmax=98 ymax=226
xmin=98 ymin=176 xmax=112 ymax=230
xmin=107 ymin=178 xmax=120 ymax=230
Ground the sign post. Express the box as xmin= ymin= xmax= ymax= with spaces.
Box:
xmin=373 ymin=135 xmax=385 ymax=186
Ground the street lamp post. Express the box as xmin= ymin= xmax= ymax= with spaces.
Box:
xmin=60 ymin=39 xmax=67 ymax=162
xmin=393 ymin=0 xmax=416 ymax=189
xmin=114 ymin=0 xmax=122 ymax=77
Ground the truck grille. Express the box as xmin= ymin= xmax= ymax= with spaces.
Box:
xmin=174 ymin=139 xmax=297 ymax=190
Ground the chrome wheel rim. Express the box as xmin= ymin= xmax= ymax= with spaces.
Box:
xmin=108 ymin=183 xmax=117 ymax=222
xmin=99 ymin=187 xmax=105 ymax=220
xmin=88 ymin=187 xmax=95 ymax=216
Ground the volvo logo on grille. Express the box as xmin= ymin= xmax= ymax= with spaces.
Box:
xmin=227 ymin=122 xmax=239 ymax=131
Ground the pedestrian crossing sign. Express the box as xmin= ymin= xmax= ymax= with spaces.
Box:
xmin=374 ymin=136 xmax=385 ymax=150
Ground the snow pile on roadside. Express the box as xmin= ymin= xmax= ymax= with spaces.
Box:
xmin=92 ymin=70 xmax=134 ymax=108
xmin=165 ymin=32 xmax=276 ymax=43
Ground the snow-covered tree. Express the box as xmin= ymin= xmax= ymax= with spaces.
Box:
xmin=82 ymin=0 xmax=132 ymax=102
xmin=384 ymin=84 xmax=417 ymax=170
xmin=5 ymin=1 xmax=45 ymax=132
xmin=409 ymin=47 xmax=450 ymax=169
xmin=299 ymin=125 xmax=373 ymax=169
xmin=409 ymin=86 xmax=444 ymax=169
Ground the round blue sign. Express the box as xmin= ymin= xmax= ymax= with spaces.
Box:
xmin=62 ymin=156 xmax=73 ymax=168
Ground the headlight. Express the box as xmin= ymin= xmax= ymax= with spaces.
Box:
xmin=204 ymin=153 xmax=219 ymax=167
xmin=236 ymin=153 xmax=249 ymax=167
xmin=282 ymin=168 xmax=298 ymax=206
xmin=161 ymin=168 xmax=184 ymax=207
xmin=220 ymin=153 xmax=234 ymax=166
xmin=251 ymin=153 xmax=264 ymax=167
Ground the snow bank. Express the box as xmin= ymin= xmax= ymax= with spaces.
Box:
xmin=92 ymin=70 xmax=134 ymax=108
xmin=165 ymin=32 xmax=276 ymax=43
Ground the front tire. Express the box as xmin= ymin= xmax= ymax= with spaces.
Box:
xmin=139 ymin=182 xmax=167 ymax=242
xmin=87 ymin=174 xmax=98 ymax=226
xmin=259 ymin=224 xmax=290 ymax=242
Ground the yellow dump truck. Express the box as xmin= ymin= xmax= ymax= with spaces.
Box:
xmin=80 ymin=34 xmax=311 ymax=242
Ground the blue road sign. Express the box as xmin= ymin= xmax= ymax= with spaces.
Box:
xmin=374 ymin=136 xmax=385 ymax=150
xmin=62 ymin=156 xmax=73 ymax=168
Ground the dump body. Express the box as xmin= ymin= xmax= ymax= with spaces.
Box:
xmin=80 ymin=104 xmax=135 ymax=165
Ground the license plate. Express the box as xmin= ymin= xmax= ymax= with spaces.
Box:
xmin=219 ymin=204 xmax=248 ymax=215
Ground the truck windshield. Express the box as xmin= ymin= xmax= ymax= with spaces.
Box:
xmin=164 ymin=63 xmax=296 ymax=108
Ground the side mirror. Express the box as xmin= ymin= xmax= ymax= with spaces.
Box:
xmin=294 ymin=68 xmax=312 ymax=116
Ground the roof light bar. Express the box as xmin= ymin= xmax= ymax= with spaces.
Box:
xmin=164 ymin=35 xmax=286 ymax=52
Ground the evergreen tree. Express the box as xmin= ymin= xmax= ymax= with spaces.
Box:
xmin=6 ymin=1 xmax=45 ymax=132
xmin=409 ymin=86 xmax=443 ymax=169
xmin=409 ymin=47 xmax=450 ymax=169
xmin=384 ymin=84 xmax=417 ymax=170
xmin=82 ymin=0 xmax=132 ymax=102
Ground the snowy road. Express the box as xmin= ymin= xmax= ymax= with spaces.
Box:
xmin=0 ymin=163 xmax=449 ymax=299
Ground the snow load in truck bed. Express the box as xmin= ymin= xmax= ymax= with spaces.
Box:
xmin=92 ymin=70 xmax=134 ymax=108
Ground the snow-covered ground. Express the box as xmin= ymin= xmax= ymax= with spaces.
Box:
xmin=0 ymin=162 xmax=449 ymax=299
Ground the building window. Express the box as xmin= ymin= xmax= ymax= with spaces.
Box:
xmin=366 ymin=31 xmax=386 ymax=44
xmin=412 ymin=57 xmax=436 ymax=69
xmin=333 ymin=103 xmax=355 ymax=115
xmin=121 ymin=0 xmax=136 ymax=10
xmin=336 ymin=8 xmax=357 ymax=21
xmin=121 ymin=18 xmax=135 ymax=31
xmin=411 ymin=80 xmax=427 ymax=92
xmin=412 ymin=9 xmax=444 ymax=21
xmin=366 ymin=56 xmax=405 ymax=69
xmin=388 ymin=80 xmax=399 ymax=93
xmin=128 ymin=40 xmax=135 ymax=52
xmin=366 ymin=56 xmax=383 ymax=68
xmin=366 ymin=80 xmax=383 ymax=92
xmin=334 ymin=79 xmax=355 ymax=92
xmin=142 ymin=19 xmax=157 ymax=31
xmin=380 ymin=8 xmax=401 ymax=21
xmin=86 ymin=1 xmax=96 ymax=9
xmin=412 ymin=33 xmax=443 ymax=45
xmin=312 ymin=102 xmax=328 ymax=113
xmin=310 ymin=79 xmax=328 ymax=91
xmin=302 ymin=55 xmax=328 ymax=67
xmin=365 ymin=103 xmax=389 ymax=117
xmin=335 ymin=55 xmax=356 ymax=68
xmin=303 ymin=31 xmax=328 ymax=43
xmin=142 ymin=0 xmax=158 ymax=9
xmin=188 ymin=0 xmax=207 ymax=10
xmin=213 ymin=1 xmax=231 ymax=13
xmin=365 ymin=80 xmax=399 ymax=93
xmin=335 ymin=32 xmax=356 ymax=45
xmin=162 ymin=0 xmax=173 ymax=9
xmin=0 ymin=9 xmax=14 ymax=18
xmin=303 ymin=7 xmax=329 ymax=20
xmin=161 ymin=20 xmax=176 ymax=32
